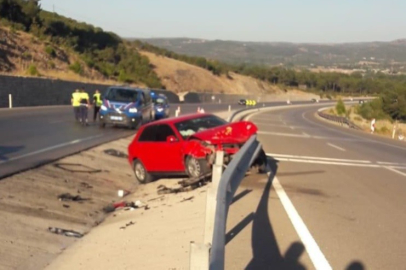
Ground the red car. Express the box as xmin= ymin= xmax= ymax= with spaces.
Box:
xmin=127 ymin=113 xmax=267 ymax=183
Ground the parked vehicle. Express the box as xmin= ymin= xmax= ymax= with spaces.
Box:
xmin=99 ymin=86 xmax=154 ymax=129
xmin=151 ymin=92 xmax=170 ymax=120
xmin=238 ymin=99 xmax=246 ymax=105
xmin=127 ymin=113 xmax=267 ymax=183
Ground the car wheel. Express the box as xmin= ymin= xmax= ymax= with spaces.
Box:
xmin=185 ymin=156 xmax=209 ymax=178
xmin=133 ymin=159 xmax=153 ymax=184
xmin=252 ymin=148 xmax=268 ymax=174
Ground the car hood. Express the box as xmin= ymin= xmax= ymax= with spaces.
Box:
xmin=189 ymin=121 xmax=258 ymax=144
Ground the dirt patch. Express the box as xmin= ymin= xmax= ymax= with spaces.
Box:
xmin=0 ymin=136 xmax=137 ymax=270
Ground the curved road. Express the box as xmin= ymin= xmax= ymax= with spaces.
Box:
xmin=1 ymin=101 xmax=329 ymax=179
xmin=226 ymin=103 xmax=406 ymax=270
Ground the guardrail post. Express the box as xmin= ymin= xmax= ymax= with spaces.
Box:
xmin=189 ymin=151 xmax=224 ymax=270
xmin=9 ymin=94 xmax=12 ymax=109
xmin=228 ymin=105 xmax=231 ymax=112
xmin=204 ymin=150 xmax=224 ymax=244
xmin=189 ymin=242 xmax=210 ymax=270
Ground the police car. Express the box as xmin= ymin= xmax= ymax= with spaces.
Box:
xmin=151 ymin=92 xmax=170 ymax=120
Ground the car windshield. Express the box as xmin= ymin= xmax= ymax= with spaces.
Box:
xmin=153 ymin=97 xmax=166 ymax=105
xmin=105 ymin=88 xmax=139 ymax=103
xmin=174 ymin=115 xmax=228 ymax=138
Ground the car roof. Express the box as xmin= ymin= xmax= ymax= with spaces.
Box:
xmin=107 ymin=86 xmax=148 ymax=92
xmin=142 ymin=113 xmax=218 ymax=127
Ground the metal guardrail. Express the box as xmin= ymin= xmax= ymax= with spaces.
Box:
xmin=209 ymin=135 xmax=263 ymax=270
xmin=317 ymin=111 xmax=363 ymax=130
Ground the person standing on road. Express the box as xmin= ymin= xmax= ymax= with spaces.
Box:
xmin=71 ymin=89 xmax=81 ymax=121
xmin=93 ymin=89 xmax=102 ymax=122
xmin=79 ymin=87 xmax=91 ymax=126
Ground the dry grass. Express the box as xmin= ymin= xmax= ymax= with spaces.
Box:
xmin=324 ymin=105 xmax=406 ymax=139
xmin=0 ymin=26 xmax=117 ymax=85
xmin=140 ymin=51 xmax=284 ymax=94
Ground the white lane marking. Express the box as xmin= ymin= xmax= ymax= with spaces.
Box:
xmin=273 ymin=177 xmax=332 ymax=270
xmin=327 ymin=143 xmax=346 ymax=152
xmin=258 ymin=131 xmax=308 ymax=138
xmin=266 ymin=153 xmax=371 ymax=163
xmin=272 ymin=157 xmax=382 ymax=168
xmin=302 ymin=132 xmax=310 ymax=137
xmin=377 ymin=161 xmax=404 ymax=165
xmin=0 ymin=135 xmax=104 ymax=164
xmin=290 ymin=126 xmax=295 ymax=130
xmin=258 ymin=131 xmax=360 ymax=142
xmin=385 ymin=167 xmax=406 ymax=177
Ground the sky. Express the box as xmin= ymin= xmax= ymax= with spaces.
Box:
xmin=40 ymin=0 xmax=406 ymax=43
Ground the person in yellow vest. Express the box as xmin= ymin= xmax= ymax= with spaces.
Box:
xmin=79 ymin=87 xmax=91 ymax=126
xmin=93 ymin=89 xmax=102 ymax=122
xmin=71 ymin=89 xmax=81 ymax=122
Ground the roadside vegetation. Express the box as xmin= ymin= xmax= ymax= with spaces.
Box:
xmin=325 ymin=99 xmax=406 ymax=138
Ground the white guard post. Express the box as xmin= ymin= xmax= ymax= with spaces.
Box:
xmin=9 ymin=94 xmax=12 ymax=108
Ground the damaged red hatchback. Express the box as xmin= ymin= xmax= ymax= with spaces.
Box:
xmin=127 ymin=113 xmax=267 ymax=183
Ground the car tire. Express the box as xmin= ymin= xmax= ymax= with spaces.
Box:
xmin=133 ymin=159 xmax=153 ymax=184
xmin=185 ymin=156 xmax=210 ymax=178
xmin=252 ymin=148 xmax=268 ymax=174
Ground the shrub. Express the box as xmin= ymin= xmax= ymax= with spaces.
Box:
xmin=45 ymin=46 xmax=56 ymax=57
xmin=69 ymin=61 xmax=83 ymax=75
xmin=27 ymin=64 xmax=39 ymax=76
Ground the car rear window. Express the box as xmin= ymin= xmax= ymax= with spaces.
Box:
xmin=174 ymin=115 xmax=227 ymax=138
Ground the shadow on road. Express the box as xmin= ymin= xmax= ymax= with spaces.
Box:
xmin=0 ymin=145 xmax=25 ymax=161
xmin=245 ymin=158 xmax=308 ymax=270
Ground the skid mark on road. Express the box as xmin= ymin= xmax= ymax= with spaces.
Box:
xmin=273 ymin=177 xmax=332 ymax=270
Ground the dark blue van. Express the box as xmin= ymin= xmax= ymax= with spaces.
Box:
xmin=151 ymin=92 xmax=170 ymax=120
xmin=99 ymin=86 xmax=154 ymax=129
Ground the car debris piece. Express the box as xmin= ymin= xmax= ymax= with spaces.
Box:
xmin=180 ymin=196 xmax=194 ymax=202
xmin=103 ymin=201 xmax=148 ymax=213
xmin=58 ymin=193 xmax=90 ymax=202
xmin=119 ymin=221 xmax=135 ymax=230
xmin=157 ymin=173 xmax=211 ymax=195
xmin=48 ymin=227 xmax=83 ymax=238
xmin=104 ymin=149 xmax=128 ymax=159
xmin=62 ymin=204 xmax=70 ymax=208
xmin=80 ymin=182 xmax=93 ymax=189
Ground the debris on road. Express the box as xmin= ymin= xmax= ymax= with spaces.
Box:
xmin=62 ymin=204 xmax=70 ymax=208
xmin=80 ymin=182 xmax=93 ymax=189
xmin=180 ymin=196 xmax=194 ymax=202
xmin=118 ymin=189 xmax=130 ymax=197
xmin=58 ymin=193 xmax=90 ymax=202
xmin=53 ymin=163 xmax=102 ymax=174
xmin=157 ymin=174 xmax=211 ymax=194
xmin=104 ymin=149 xmax=128 ymax=159
xmin=119 ymin=221 xmax=135 ymax=230
xmin=102 ymin=200 xmax=148 ymax=213
xmin=48 ymin=227 xmax=84 ymax=238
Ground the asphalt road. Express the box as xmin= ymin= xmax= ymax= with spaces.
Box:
xmin=0 ymin=100 xmax=344 ymax=180
xmin=225 ymin=104 xmax=406 ymax=269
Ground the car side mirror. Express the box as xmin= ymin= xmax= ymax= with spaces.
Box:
xmin=166 ymin=135 xmax=177 ymax=143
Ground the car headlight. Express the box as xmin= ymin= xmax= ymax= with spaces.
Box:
xmin=101 ymin=105 xmax=107 ymax=111
xmin=157 ymin=107 xmax=164 ymax=112
xmin=129 ymin=108 xmax=138 ymax=113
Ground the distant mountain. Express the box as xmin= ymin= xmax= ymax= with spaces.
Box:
xmin=130 ymin=38 xmax=406 ymax=69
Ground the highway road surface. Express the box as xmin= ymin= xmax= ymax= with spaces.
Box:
xmin=0 ymin=103 xmax=241 ymax=179
xmin=225 ymin=103 xmax=406 ymax=269
xmin=0 ymin=100 xmax=340 ymax=179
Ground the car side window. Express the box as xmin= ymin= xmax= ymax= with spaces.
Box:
xmin=139 ymin=92 xmax=145 ymax=105
xmin=138 ymin=125 xmax=158 ymax=142
xmin=156 ymin=124 xmax=177 ymax=142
